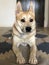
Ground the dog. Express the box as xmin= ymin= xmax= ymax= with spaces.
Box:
xmin=12 ymin=1 xmax=38 ymax=64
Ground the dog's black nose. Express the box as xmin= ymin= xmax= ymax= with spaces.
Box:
xmin=26 ymin=26 xmax=31 ymax=32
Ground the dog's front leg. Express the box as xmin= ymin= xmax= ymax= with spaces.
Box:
xmin=29 ymin=44 xmax=38 ymax=64
xmin=12 ymin=44 xmax=25 ymax=64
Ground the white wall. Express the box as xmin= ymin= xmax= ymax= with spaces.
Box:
xmin=48 ymin=0 xmax=49 ymax=27
xmin=44 ymin=0 xmax=49 ymax=27
xmin=0 ymin=0 xmax=16 ymax=27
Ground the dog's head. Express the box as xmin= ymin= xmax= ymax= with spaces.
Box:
xmin=15 ymin=1 xmax=36 ymax=34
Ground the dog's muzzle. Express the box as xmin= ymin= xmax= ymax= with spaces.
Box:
xmin=26 ymin=26 xmax=31 ymax=32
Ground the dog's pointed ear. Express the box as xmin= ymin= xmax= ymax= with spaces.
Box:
xmin=29 ymin=1 xmax=34 ymax=12
xmin=16 ymin=1 xmax=22 ymax=14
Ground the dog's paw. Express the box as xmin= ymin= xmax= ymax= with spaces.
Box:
xmin=16 ymin=56 xmax=25 ymax=64
xmin=29 ymin=57 xmax=38 ymax=64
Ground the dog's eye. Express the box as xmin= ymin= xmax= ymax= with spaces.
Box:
xmin=21 ymin=19 xmax=25 ymax=22
xmin=30 ymin=19 xmax=33 ymax=22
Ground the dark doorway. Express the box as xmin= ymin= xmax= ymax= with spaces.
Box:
xmin=35 ymin=0 xmax=45 ymax=27
xmin=17 ymin=0 xmax=45 ymax=27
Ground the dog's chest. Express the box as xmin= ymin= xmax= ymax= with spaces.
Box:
xmin=13 ymin=34 xmax=35 ymax=47
xmin=18 ymin=34 xmax=31 ymax=46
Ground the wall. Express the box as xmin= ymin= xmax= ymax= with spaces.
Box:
xmin=48 ymin=0 xmax=49 ymax=27
xmin=44 ymin=0 xmax=49 ymax=27
xmin=0 ymin=0 xmax=16 ymax=27
xmin=0 ymin=0 xmax=49 ymax=27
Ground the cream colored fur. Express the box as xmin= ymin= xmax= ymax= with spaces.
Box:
xmin=12 ymin=1 xmax=38 ymax=64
